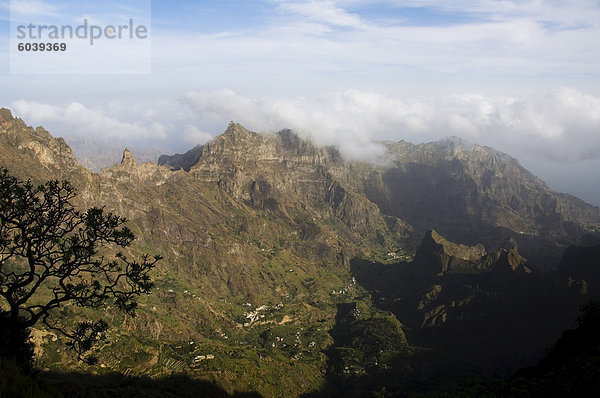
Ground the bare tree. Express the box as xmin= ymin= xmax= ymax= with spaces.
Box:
xmin=0 ymin=169 xmax=161 ymax=367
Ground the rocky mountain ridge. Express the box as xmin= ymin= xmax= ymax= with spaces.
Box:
xmin=159 ymin=120 xmax=599 ymax=269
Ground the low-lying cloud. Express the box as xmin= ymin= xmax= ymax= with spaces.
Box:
xmin=181 ymin=87 xmax=600 ymax=163
xmin=8 ymin=87 xmax=600 ymax=204
xmin=11 ymin=100 xmax=170 ymax=142
xmin=9 ymin=87 xmax=600 ymax=164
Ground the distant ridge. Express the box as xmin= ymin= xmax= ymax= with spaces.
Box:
xmin=64 ymin=135 xmax=171 ymax=172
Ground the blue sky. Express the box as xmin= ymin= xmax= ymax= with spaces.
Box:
xmin=1 ymin=0 xmax=600 ymax=204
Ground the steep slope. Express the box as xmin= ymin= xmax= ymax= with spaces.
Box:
xmin=160 ymin=126 xmax=600 ymax=269
xmin=412 ymin=229 xmax=531 ymax=276
xmin=412 ymin=229 xmax=487 ymax=275
xmin=159 ymin=124 xmax=408 ymax=243
xmin=350 ymin=137 xmax=600 ymax=268
xmin=89 ymin=129 xmax=412 ymax=395
xmin=0 ymin=109 xmax=90 ymax=185
xmin=1 ymin=111 xmax=406 ymax=396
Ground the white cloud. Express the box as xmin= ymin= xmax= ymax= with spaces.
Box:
xmin=181 ymin=87 xmax=600 ymax=163
xmin=10 ymin=100 xmax=169 ymax=141
xmin=359 ymin=0 xmax=600 ymax=25
xmin=9 ymin=0 xmax=59 ymax=18
xmin=181 ymin=89 xmax=389 ymax=161
xmin=148 ymin=0 xmax=600 ymax=89
xmin=6 ymin=86 xmax=600 ymax=206
xmin=10 ymin=87 xmax=600 ymax=164
xmin=278 ymin=0 xmax=366 ymax=28
xmin=183 ymin=125 xmax=213 ymax=145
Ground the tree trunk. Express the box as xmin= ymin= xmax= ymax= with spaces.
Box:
xmin=0 ymin=313 xmax=34 ymax=372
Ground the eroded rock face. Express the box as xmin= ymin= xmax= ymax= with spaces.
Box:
xmin=351 ymin=138 xmax=600 ymax=269
xmin=0 ymin=108 xmax=90 ymax=184
xmin=411 ymin=229 xmax=531 ymax=276
xmin=100 ymin=148 xmax=172 ymax=185
xmin=413 ymin=229 xmax=487 ymax=275
xmin=120 ymin=148 xmax=137 ymax=170
xmin=0 ymin=108 xmax=13 ymax=122
xmin=159 ymin=122 xmax=396 ymax=241
xmin=351 ymin=228 xmax=589 ymax=374
xmin=0 ymin=111 xmax=406 ymax=310
xmin=158 ymin=122 xmax=599 ymax=260
xmin=1 ymin=108 xmax=597 ymax=298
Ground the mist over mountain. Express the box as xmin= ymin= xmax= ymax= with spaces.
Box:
xmin=62 ymin=135 xmax=171 ymax=172
xmin=9 ymin=86 xmax=600 ymax=207
xmin=1 ymin=107 xmax=599 ymax=396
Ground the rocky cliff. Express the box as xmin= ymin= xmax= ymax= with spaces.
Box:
xmin=349 ymin=137 xmax=600 ymax=269
xmin=0 ymin=108 xmax=90 ymax=184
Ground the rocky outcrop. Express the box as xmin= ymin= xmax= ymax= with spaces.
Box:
xmin=352 ymin=138 xmax=600 ymax=269
xmin=325 ymin=178 xmax=382 ymax=233
xmin=0 ymin=108 xmax=13 ymax=122
xmin=157 ymin=123 xmax=403 ymax=244
xmin=0 ymin=108 xmax=90 ymax=186
xmin=413 ymin=229 xmax=487 ymax=275
xmin=120 ymin=148 xmax=137 ymax=169
xmin=100 ymin=149 xmax=172 ymax=185
xmin=412 ymin=229 xmax=531 ymax=276
xmin=65 ymin=135 xmax=168 ymax=172
xmin=158 ymin=145 xmax=204 ymax=171
xmin=485 ymin=247 xmax=530 ymax=274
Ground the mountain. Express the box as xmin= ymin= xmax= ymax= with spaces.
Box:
xmin=0 ymin=108 xmax=89 ymax=183
xmin=1 ymin=107 xmax=600 ymax=396
xmin=351 ymin=137 xmax=599 ymax=270
xmin=1 ymin=111 xmax=401 ymax=396
xmin=160 ymin=128 xmax=599 ymax=269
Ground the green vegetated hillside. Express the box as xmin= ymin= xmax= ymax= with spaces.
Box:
xmin=1 ymin=107 xmax=600 ymax=397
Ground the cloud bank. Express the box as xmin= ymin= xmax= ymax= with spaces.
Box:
xmin=8 ymin=87 xmax=600 ymax=204
xmin=11 ymin=100 xmax=169 ymax=142
xmin=10 ymin=87 xmax=600 ymax=164
xmin=180 ymin=87 xmax=600 ymax=163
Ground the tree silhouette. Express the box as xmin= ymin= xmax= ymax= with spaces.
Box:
xmin=0 ymin=169 xmax=161 ymax=368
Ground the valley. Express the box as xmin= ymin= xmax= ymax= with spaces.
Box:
xmin=1 ymin=107 xmax=599 ymax=396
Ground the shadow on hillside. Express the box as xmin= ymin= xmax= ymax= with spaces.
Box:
xmin=301 ymin=303 xmax=477 ymax=397
xmin=2 ymin=366 xmax=263 ymax=398
xmin=349 ymin=256 xmax=588 ymax=373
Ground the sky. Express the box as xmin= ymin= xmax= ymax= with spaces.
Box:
xmin=1 ymin=0 xmax=600 ymax=205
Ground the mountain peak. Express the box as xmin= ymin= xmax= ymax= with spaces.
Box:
xmin=0 ymin=108 xmax=13 ymax=122
xmin=413 ymin=230 xmax=487 ymax=275
xmin=490 ymin=247 xmax=530 ymax=274
xmin=221 ymin=122 xmax=256 ymax=141
xmin=424 ymin=229 xmax=487 ymax=261
xmin=120 ymin=148 xmax=137 ymax=169
xmin=437 ymin=136 xmax=470 ymax=148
